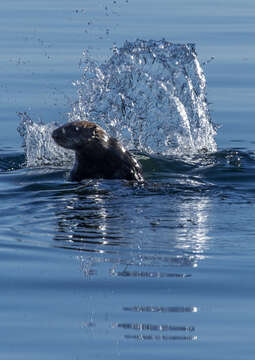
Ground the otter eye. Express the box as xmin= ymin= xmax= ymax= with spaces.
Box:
xmin=120 ymin=145 xmax=126 ymax=153
xmin=75 ymin=127 xmax=79 ymax=131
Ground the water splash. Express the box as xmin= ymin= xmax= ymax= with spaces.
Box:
xmin=71 ymin=39 xmax=217 ymax=155
xmin=18 ymin=39 xmax=217 ymax=167
xmin=17 ymin=112 xmax=74 ymax=167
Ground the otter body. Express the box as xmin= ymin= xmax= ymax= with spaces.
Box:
xmin=52 ymin=121 xmax=143 ymax=182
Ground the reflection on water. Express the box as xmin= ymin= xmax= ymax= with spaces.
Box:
xmin=114 ymin=319 xmax=197 ymax=341
xmin=51 ymin=179 xmax=211 ymax=344
xmin=53 ymin=179 xmax=212 ymax=267
xmin=82 ymin=304 xmax=198 ymax=342
xmin=115 ymin=322 xmax=195 ymax=332
xmin=124 ymin=334 xmax=197 ymax=341
xmin=110 ymin=269 xmax=191 ymax=278
xmin=55 ymin=182 xmax=123 ymax=249
xmin=123 ymin=306 xmax=199 ymax=313
xmin=175 ymin=196 xmax=211 ymax=261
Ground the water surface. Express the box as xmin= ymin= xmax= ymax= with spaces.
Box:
xmin=0 ymin=1 xmax=255 ymax=359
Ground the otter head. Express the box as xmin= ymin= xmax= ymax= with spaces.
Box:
xmin=52 ymin=121 xmax=107 ymax=152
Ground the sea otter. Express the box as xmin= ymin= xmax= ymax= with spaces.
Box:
xmin=52 ymin=121 xmax=143 ymax=182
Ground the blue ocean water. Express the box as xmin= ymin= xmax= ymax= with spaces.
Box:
xmin=1 ymin=1 xmax=255 ymax=359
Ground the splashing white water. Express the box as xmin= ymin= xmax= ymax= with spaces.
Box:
xmin=71 ymin=39 xmax=217 ymax=155
xmin=18 ymin=112 xmax=74 ymax=167
xmin=18 ymin=39 xmax=217 ymax=167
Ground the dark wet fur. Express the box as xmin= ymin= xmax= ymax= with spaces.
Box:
xmin=52 ymin=121 xmax=143 ymax=182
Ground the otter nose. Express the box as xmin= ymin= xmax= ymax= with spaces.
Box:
xmin=52 ymin=128 xmax=63 ymax=143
